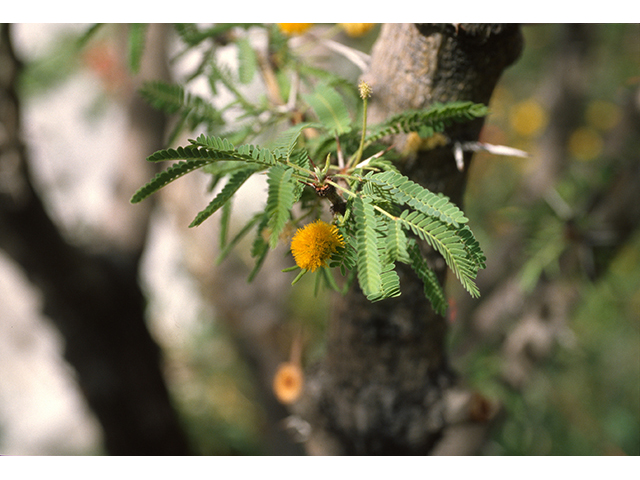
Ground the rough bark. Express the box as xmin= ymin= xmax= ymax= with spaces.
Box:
xmin=295 ymin=24 xmax=523 ymax=455
xmin=0 ymin=24 xmax=190 ymax=455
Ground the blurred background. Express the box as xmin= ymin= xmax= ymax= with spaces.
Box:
xmin=0 ymin=23 xmax=638 ymax=455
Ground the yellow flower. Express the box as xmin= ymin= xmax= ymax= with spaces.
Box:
xmin=339 ymin=23 xmax=376 ymax=37
xmin=568 ymin=126 xmax=603 ymax=161
xmin=277 ymin=23 xmax=313 ymax=36
xmin=290 ymin=219 xmax=345 ymax=272
xmin=509 ymin=99 xmax=548 ymax=137
xmin=358 ymin=80 xmax=372 ymax=100
xmin=273 ymin=362 xmax=304 ymax=404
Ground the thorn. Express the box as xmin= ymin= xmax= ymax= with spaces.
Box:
xmin=454 ymin=141 xmax=465 ymax=171
xmin=459 ymin=141 xmax=530 ymax=158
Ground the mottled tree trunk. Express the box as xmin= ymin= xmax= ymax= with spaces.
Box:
xmin=297 ymin=24 xmax=523 ymax=455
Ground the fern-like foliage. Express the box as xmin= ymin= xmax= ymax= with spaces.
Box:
xmin=236 ymin=36 xmax=257 ymax=85
xmin=407 ymin=241 xmax=448 ymax=315
xmin=383 ymin=218 xmax=410 ymax=265
xmin=130 ymin=138 xmax=280 ymax=207
xmin=365 ymin=101 xmax=489 ymax=146
xmin=130 ymin=158 xmax=212 ymax=204
xmin=398 ymin=210 xmax=481 ymax=297
xmin=127 ymin=24 xmax=147 ymax=74
xmin=367 ymin=262 xmax=401 ymax=302
xmin=190 ymin=165 xmax=262 ymax=228
xmin=248 ymin=212 xmax=270 ymax=282
xmin=266 ymin=166 xmax=296 ymax=248
xmin=303 ymin=84 xmax=353 ymax=136
xmin=139 ymin=81 xmax=224 ymax=144
xmin=364 ymin=170 xmax=468 ymax=227
xmin=353 ymin=197 xmax=383 ymax=298
xmin=128 ymin=24 xmax=492 ymax=312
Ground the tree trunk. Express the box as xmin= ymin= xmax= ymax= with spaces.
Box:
xmin=0 ymin=23 xmax=190 ymax=455
xmin=296 ymin=23 xmax=523 ymax=455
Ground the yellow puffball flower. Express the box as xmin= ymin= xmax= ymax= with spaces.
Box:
xmin=277 ymin=23 xmax=313 ymax=36
xmin=273 ymin=362 xmax=304 ymax=404
xmin=339 ymin=23 xmax=376 ymax=37
xmin=510 ymin=99 xmax=548 ymax=137
xmin=290 ymin=219 xmax=345 ymax=272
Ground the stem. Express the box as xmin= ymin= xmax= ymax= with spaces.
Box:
xmin=325 ymin=178 xmax=397 ymax=221
xmin=349 ymin=94 xmax=369 ymax=169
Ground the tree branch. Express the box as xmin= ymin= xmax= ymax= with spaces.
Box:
xmin=0 ymin=23 xmax=190 ymax=455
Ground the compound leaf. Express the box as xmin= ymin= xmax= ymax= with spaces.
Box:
xmin=303 ymin=84 xmax=352 ymax=136
xmin=130 ymin=158 xmax=211 ymax=204
xmin=353 ymin=196 xmax=382 ymax=298
xmin=266 ymin=166 xmax=295 ymax=248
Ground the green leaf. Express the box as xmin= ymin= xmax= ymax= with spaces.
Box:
xmin=457 ymin=225 xmax=487 ymax=271
xmin=139 ymin=81 xmax=186 ymax=114
xmin=189 ymin=165 xmax=262 ymax=227
xmin=353 ymin=196 xmax=382 ymax=298
xmin=128 ymin=24 xmax=147 ymax=74
xmin=248 ymin=213 xmax=270 ymax=282
xmin=329 ymin=224 xmax=357 ymax=279
xmin=219 ymin=200 xmax=232 ymax=249
xmin=271 ymin=122 xmax=321 ymax=161
xmin=367 ymin=262 xmax=401 ymax=302
xmin=303 ymin=84 xmax=352 ymax=136
xmin=189 ymin=134 xmax=236 ymax=152
xmin=146 ymin=143 xmax=278 ymax=167
xmin=174 ymin=23 xmax=256 ymax=47
xmin=365 ymin=170 xmax=468 ymax=227
xmin=365 ymin=101 xmax=489 ymax=146
xmin=139 ymin=82 xmax=224 ymax=142
xmin=76 ymin=24 xmax=104 ymax=50
xmin=398 ymin=210 xmax=481 ymax=297
xmin=237 ymin=37 xmax=257 ymax=84
xmin=407 ymin=241 xmax=448 ymax=315
xmin=217 ymin=211 xmax=263 ymax=264
xmin=383 ymin=218 xmax=410 ymax=265
xmin=130 ymin=158 xmax=211 ymax=204
xmin=266 ymin=166 xmax=295 ymax=248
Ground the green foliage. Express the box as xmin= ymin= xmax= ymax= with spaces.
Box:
xmin=303 ymin=84 xmax=353 ymax=136
xmin=266 ymin=166 xmax=296 ymax=248
xmin=236 ymin=37 xmax=257 ymax=85
xmin=129 ymin=23 xmax=491 ymax=312
xmin=407 ymin=241 xmax=448 ymax=315
xmin=364 ymin=101 xmax=489 ymax=147
xmin=139 ymin=82 xmax=224 ymax=144
xmin=353 ymin=196 xmax=384 ymax=299
xmin=364 ymin=170 xmax=469 ymax=227
xmin=190 ymin=165 xmax=262 ymax=228
xmin=127 ymin=24 xmax=147 ymax=74
xmin=130 ymin=158 xmax=212 ymax=204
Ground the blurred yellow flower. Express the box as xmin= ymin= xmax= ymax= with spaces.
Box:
xmin=277 ymin=23 xmax=313 ymax=36
xmin=339 ymin=23 xmax=376 ymax=37
xmin=273 ymin=362 xmax=304 ymax=404
xmin=290 ymin=219 xmax=345 ymax=272
xmin=403 ymin=132 xmax=448 ymax=156
xmin=509 ymin=99 xmax=548 ymax=137
xmin=568 ymin=126 xmax=603 ymax=161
